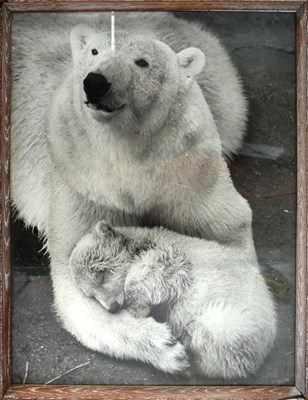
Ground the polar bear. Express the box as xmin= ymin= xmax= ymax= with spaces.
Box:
xmin=69 ymin=221 xmax=276 ymax=379
xmin=11 ymin=13 xmax=258 ymax=373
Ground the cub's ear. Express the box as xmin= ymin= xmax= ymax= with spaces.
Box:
xmin=70 ymin=24 xmax=95 ymax=62
xmin=177 ymin=47 xmax=205 ymax=78
xmin=94 ymin=220 xmax=114 ymax=237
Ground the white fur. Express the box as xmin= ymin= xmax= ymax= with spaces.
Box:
xmin=11 ymin=13 xmax=254 ymax=373
xmin=70 ymin=223 xmax=276 ymax=378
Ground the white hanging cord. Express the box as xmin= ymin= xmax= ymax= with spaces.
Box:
xmin=111 ymin=12 xmax=115 ymax=51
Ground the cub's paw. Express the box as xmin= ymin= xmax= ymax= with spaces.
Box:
xmin=125 ymin=280 xmax=151 ymax=318
xmin=126 ymin=301 xmax=151 ymax=319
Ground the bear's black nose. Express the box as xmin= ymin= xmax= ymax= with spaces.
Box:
xmin=83 ymin=72 xmax=111 ymax=101
xmin=107 ymin=301 xmax=121 ymax=314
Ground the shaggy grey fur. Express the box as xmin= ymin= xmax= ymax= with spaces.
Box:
xmin=70 ymin=221 xmax=276 ymax=379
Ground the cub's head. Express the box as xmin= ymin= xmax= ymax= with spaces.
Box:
xmin=69 ymin=222 xmax=129 ymax=313
xmin=70 ymin=24 xmax=205 ymax=133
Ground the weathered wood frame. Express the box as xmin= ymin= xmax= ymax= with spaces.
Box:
xmin=0 ymin=1 xmax=307 ymax=399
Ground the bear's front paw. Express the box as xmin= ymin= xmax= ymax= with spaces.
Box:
xmin=143 ymin=320 xmax=190 ymax=374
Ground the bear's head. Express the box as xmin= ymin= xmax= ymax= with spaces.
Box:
xmin=70 ymin=24 xmax=205 ymax=134
xmin=69 ymin=222 xmax=130 ymax=313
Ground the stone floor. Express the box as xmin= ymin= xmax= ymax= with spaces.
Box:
xmin=11 ymin=11 xmax=296 ymax=386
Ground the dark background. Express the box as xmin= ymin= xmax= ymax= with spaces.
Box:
xmin=11 ymin=11 xmax=296 ymax=385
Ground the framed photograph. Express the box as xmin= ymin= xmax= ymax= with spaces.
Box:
xmin=1 ymin=0 xmax=307 ymax=399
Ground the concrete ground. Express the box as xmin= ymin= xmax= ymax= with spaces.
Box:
xmin=11 ymin=12 xmax=296 ymax=386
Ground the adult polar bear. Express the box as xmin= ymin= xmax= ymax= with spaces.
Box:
xmin=11 ymin=12 xmax=274 ymax=375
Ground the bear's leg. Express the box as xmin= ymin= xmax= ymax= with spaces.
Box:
xmin=48 ymin=177 xmax=189 ymax=373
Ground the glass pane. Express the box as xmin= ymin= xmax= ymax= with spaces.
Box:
xmin=11 ymin=11 xmax=296 ymax=386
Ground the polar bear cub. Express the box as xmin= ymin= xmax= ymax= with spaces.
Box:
xmin=69 ymin=221 xmax=276 ymax=379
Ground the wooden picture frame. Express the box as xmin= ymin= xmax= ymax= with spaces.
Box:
xmin=0 ymin=1 xmax=307 ymax=399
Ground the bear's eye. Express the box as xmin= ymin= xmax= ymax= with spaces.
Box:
xmin=135 ymin=59 xmax=149 ymax=68
xmin=91 ymin=49 xmax=98 ymax=56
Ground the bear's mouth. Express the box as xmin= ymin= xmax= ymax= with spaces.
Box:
xmin=85 ymin=101 xmax=125 ymax=113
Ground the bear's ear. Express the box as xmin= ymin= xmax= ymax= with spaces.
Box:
xmin=94 ymin=221 xmax=114 ymax=237
xmin=177 ymin=47 xmax=205 ymax=78
xmin=70 ymin=24 xmax=95 ymax=61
